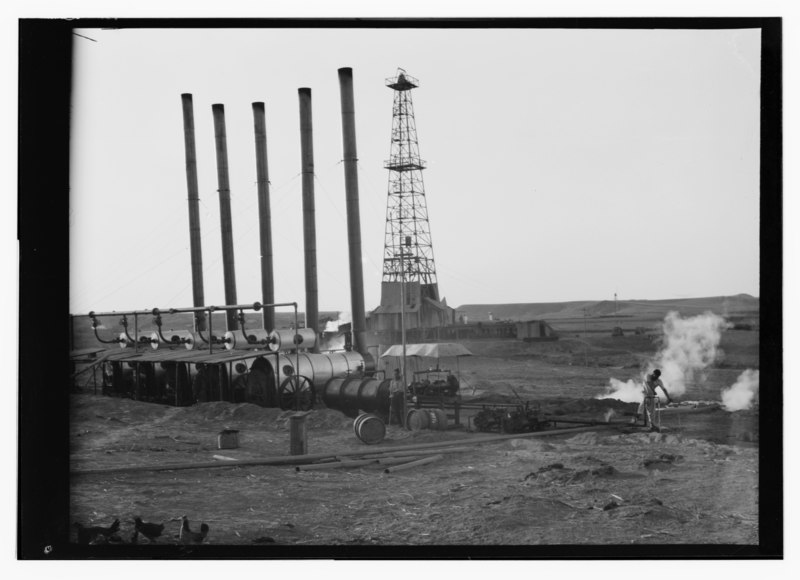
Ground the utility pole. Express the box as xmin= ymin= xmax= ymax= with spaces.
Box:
xmin=583 ymin=307 xmax=588 ymax=366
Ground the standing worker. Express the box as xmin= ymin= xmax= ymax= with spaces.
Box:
xmin=388 ymin=368 xmax=405 ymax=426
xmin=632 ymin=369 xmax=672 ymax=427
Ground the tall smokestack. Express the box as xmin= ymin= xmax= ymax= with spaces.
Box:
xmin=211 ymin=103 xmax=239 ymax=331
xmin=337 ymin=68 xmax=368 ymax=354
xmin=252 ymin=102 xmax=275 ymax=331
xmin=298 ymin=88 xmax=319 ymax=347
xmin=180 ymin=94 xmax=207 ymax=332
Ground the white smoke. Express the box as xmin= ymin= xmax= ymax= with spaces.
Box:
xmin=320 ymin=311 xmax=352 ymax=351
xmin=597 ymin=311 xmax=730 ymax=401
xmin=597 ymin=378 xmax=642 ymax=402
xmin=324 ymin=311 xmax=351 ymax=333
xmin=648 ymin=311 xmax=730 ymax=397
xmin=721 ymin=369 xmax=759 ymax=411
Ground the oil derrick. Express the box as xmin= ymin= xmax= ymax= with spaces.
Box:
xmin=382 ymin=69 xmax=439 ymax=302
xmin=371 ymin=69 xmax=453 ymax=338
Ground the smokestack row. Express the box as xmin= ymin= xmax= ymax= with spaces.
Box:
xmin=178 ymin=68 xmax=368 ymax=355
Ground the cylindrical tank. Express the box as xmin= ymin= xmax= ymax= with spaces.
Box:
xmin=267 ymin=328 xmax=317 ymax=352
xmin=190 ymin=362 xmax=230 ymax=403
xmin=322 ymin=376 xmax=389 ymax=415
xmin=150 ymin=330 xmax=196 ymax=350
xmin=109 ymin=361 xmax=134 ymax=396
xmin=278 ymin=351 xmax=364 ymax=385
xmin=161 ymin=361 xmax=193 ymax=406
xmin=244 ymin=329 xmax=271 ymax=346
xmin=224 ymin=328 xmax=272 ymax=350
xmin=117 ymin=333 xmax=134 ymax=349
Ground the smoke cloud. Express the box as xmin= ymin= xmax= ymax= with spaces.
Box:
xmin=721 ymin=369 xmax=759 ymax=411
xmin=324 ymin=311 xmax=351 ymax=333
xmin=597 ymin=311 xmax=730 ymax=401
xmin=320 ymin=311 xmax=352 ymax=351
xmin=597 ymin=378 xmax=642 ymax=402
xmin=649 ymin=311 xmax=730 ymax=397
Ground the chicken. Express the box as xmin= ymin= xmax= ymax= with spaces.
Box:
xmin=179 ymin=515 xmax=209 ymax=544
xmin=74 ymin=518 xmax=121 ymax=545
xmin=133 ymin=516 xmax=165 ymax=543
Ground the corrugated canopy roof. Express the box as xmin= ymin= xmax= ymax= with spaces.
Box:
xmin=380 ymin=343 xmax=473 ymax=359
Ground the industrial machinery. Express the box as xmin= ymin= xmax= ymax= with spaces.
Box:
xmin=409 ymin=368 xmax=460 ymax=398
xmin=84 ymin=301 xmax=374 ymax=412
xmin=472 ymin=401 xmax=551 ymax=434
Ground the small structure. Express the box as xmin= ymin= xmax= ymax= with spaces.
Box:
xmin=515 ymin=320 xmax=558 ymax=342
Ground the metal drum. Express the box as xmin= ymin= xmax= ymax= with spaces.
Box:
xmin=406 ymin=408 xmax=430 ymax=431
xmin=354 ymin=413 xmax=386 ymax=445
xmin=267 ymin=328 xmax=317 ymax=352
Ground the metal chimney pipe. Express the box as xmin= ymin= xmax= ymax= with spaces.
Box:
xmin=180 ymin=94 xmax=207 ymax=332
xmin=337 ymin=68 xmax=368 ymax=355
xmin=298 ymin=88 xmax=319 ymax=347
xmin=211 ymin=103 xmax=239 ymax=331
xmin=252 ymin=102 xmax=275 ymax=331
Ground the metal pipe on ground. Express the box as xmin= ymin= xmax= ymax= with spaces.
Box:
xmin=70 ymin=424 xmax=617 ymax=477
xmin=296 ymin=454 xmax=429 ymax=472
xmin=298 ymin=88 xmax=319 ymax=346
xmin=180 ymin=94 xmax=207 ymax=332
xmin=337 ymin=67 xmax=367 ymax=355
xmin=296 ymin=458 xmax=378 ymax=471
xmin=252 ymin=102 xmax=275 ymax=331
xmin=211 ymin=103 xmax=239 ymax=331
xmin=358 ymin=446 xmax=471 ymax=460
xmin=384 ymin=454 xmax=444 ymax=474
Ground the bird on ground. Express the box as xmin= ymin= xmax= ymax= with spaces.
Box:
xmin=179 ymin=515 xmax=209 ymax=544
xmin=74 ymin=518 xmax=121 ymax=545
xmin=133 ymin=516 xmax=165 ymax=543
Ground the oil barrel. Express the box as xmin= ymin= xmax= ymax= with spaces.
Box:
xmin=354 ymin=413 xmax=386 ymax=445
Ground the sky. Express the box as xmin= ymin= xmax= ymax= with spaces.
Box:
xmin=68 ymin=25 xmax=763 ymax=316
xmin=5 ymin=2 xmax=797 ymax=575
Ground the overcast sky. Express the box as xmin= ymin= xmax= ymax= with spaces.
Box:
xmin=69 ymin=25 xmax=762 ymax=316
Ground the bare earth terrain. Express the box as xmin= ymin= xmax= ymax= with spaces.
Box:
xmin=69 ymin=331 xmax=759 ymax=550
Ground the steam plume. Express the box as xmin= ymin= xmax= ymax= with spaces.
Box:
xmin=649 ymin=311 xmax=730 ymax=397
xmin=721 ymin=369 xmax=759 ymax=411
xmin=324 ymin=311 xmax=351 ymax=333
xmin=598 ymin=378 xmax=642 ymax=403
xmin=320 ymin=311 xmax=352 ymax=351
xmin=597 ymin=311 xmax=730 ymax=400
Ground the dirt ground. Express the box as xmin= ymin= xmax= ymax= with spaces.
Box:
xmin=70 ymin=333 xmax=766 ymax=557
xmin=69 ymin=332 xmax=759 ymax=550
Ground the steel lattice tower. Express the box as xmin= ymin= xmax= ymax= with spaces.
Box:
xmin=382 ymin=69 xmax=440 ymax=302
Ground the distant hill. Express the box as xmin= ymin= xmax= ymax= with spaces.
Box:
xmin=455 ymin=294 xmax=759 ymax=322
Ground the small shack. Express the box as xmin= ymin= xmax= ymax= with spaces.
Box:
xmin=515 ymin=320 xmax=558 ymax=342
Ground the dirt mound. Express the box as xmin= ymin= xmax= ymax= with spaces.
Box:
xmin=71 ymin=394 xmax=176 ymax=424
xmin=272 ymin=409 xmax=353 ymax=431
xmin=546 ymin=397 xmax=635 ymax=416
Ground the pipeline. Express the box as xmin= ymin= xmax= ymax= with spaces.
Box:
xmin=71 ymin=424 xmax=619 ymax=476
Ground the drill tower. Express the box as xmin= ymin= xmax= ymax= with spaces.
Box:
xmin=381 ymin=69 xmax=440 ymax=302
